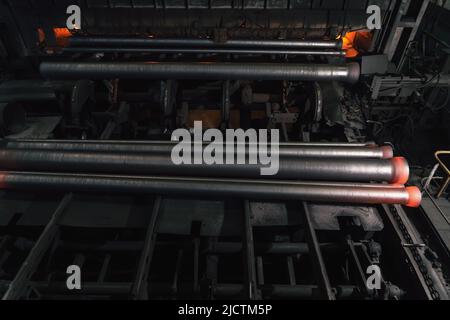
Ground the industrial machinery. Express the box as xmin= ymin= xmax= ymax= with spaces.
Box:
xmin=0 ymin=0 xmax=449 ymax=300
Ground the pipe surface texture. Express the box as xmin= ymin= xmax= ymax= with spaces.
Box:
xmin=63 ymin=47 xmax=346 ymax=57
xmin=3 ymin=140 xmax=393 ymax=159
xmin=0 ymin=149 xmax=407 ymax=183
xmin=0 ymin=172 xmax=421 ymax=207
xmin=68 ymin=37 xmax=343 ymax=49
xmin=40 ymin=62 xmax=360 ymax=83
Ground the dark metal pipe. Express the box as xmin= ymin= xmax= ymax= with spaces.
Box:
xmin=68 ymin=37 xmax=343 ymax=50
xmin=0 ymin=172 xmax=421 ymax=207
xmin=40 ymin=62 xmax=360 ymax=83
xmin=4 ymin=139 xmax=374 ymax=147
xmin=0 ymin=149 xmax=406 ymax=183
xmin=63 ymin=47 xmax=346 ymax=56
xmin=3 ymin=140 xmax=393 ymax=159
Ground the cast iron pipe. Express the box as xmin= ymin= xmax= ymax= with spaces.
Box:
xmin=3 ymin=140 xmax=393 ymax=159
xmin=68 ymin=37 xmax=343 ymax=49
xmin=3 ymin=139 xmax=374 ymax=147
xmin=0 ymin=172 xmax=422 ymax=207
xmin=0 ymin=149 xmax=407 ymax=183
xmin=63 ymin=47 xmax=346 ymax=56
xmin=40 ymin=62 xmax=360 ymax=83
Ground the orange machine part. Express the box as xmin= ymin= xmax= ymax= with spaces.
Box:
xmin=341 ymin=31 xmax=373 ymax=58
xmin=53 ymin=28 xmax=72 ymax=47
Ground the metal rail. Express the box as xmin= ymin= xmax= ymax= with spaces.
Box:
xmin=302 ymin=202 xmax=336 ymax=300
xmin=243 ymin=200 xmax=260 ymax=299
xmin=2 ymin=194 xmax=72 ymax=300
xmin=130 ymin=197 xmax=162 ymax=300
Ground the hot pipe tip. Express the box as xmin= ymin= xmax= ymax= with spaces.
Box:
xmin=391 ymin=157 xmax=410 ymax=184
xmin=406 ymin=186 xmax=422 ymax=208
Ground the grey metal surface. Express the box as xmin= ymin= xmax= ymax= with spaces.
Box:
xmin=361 ymin=55 xmax=389 ymax=75
xmin=0 ymin=149 xmax=403 ymax=182
xmin=308 ymin=204 xmax=384 ymax=231
xmin=68 ymin=37 xmax=343 ymax=49
xmin=6 ymin=117 xmax=61 ymax=140
xmin=63 ymin=46 xmax=346 ymax=56
xmin=40 ymin=62 xmax=360 ymax=84
xmin=0 ymin=172 xmax=415 ymax=206
xmin=7 ymin=139 xmax=373 ymax=147
xmin=421 ymin=196 xmax=450 ymax=252
xmin=370 ymin=74 xmax=450 ymax=99
xmin=4 ymin=140 xmax=393 ymax=159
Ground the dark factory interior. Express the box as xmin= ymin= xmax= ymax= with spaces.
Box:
xmin=0 ymin=0 xmax=449 ymax=301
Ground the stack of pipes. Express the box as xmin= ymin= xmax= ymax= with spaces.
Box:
xmin=40 ymin=37 xmax=360 ymax=84
xmin=0 ymin=140 xmax=421 ymax=207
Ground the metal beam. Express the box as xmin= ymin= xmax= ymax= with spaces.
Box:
xmin=130 ymin=196 xmax=162 ymax=299
xmin=243 ymin=200 xmax=259 ymax=299
xmin=302 ymin=202 xmax=336 ymax=300
xmin=2 ymin=193 xmax=72 ymax=300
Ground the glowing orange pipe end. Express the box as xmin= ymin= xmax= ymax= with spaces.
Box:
xmin=405 ymin=186 xmax=422 ymax=208
xmin=391 ymin=157 xmax=410 ymax=185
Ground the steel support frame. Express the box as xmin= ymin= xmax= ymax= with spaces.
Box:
xmin=302 ymin=202 xmax=336 ymax=300
xmin=130 ymin=196 xmax=162 ymax=299
xmin=381 ymin=204 xmax=449 ymax=300
xmin=382 ymin=0 xmax=431 ymax=71
xmin=2 ymin=193 xmax=73 ymax=300
xmin=243 ymin=200 xmax=261 ymax=299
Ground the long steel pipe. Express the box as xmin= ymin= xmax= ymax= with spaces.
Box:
xmin=68 ymin=37 xmax=343 ymax=50
xmin=0 ymin=149 xmax=408 ymax=183
xmin=63 ymin=47 xmax=346 ymax=57
xmin=3 ymin=139 xmax=374 ymax=147
xmin=0 ymin=172 xmax=422 ymax=207
xmin=40 ymin=62 xmax=360 ymax=83
xmin=3 ymin=140 xmax=393 ymax=159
